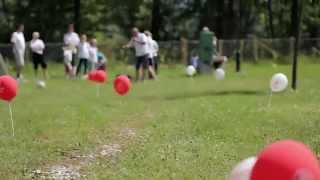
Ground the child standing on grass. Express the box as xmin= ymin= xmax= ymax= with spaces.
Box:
xmin=88 ymin=38 xmax=98 ymax=72
xmin=63 ymin=24 xmax=80 ymax=77
xmin=190 ymin=52 xmax=200 ymax=72
xmin=77 ymin=34 xmax=90 ymax=75
xmin=96 ymin=51 xmax=107 ymax=71
xmin=63 ymin=46 xmax=73 ymax=78
xmin=30 ymin=32 xmax=47 ymax=79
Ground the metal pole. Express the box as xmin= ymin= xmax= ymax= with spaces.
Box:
xmin=292 ymin=0 xmax=303 ymax=90
xmin=236 ymin=50 xmax=241 ymax=72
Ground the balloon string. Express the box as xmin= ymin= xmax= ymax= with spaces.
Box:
xmin=8 ymin=102 xmax=15 ymax=137
xmin=97 ymin=84 xmax=100 ymax=97
xmin=268 ymin=91 xmax=273 ymax=108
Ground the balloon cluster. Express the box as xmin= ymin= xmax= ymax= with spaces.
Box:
xmin=87 ymin=71 xmax=132 ymax=96
xmin=228 ymin=140 xmax=320 ymax=180
xmin=186 ymin=66 xmax=226 ymax=80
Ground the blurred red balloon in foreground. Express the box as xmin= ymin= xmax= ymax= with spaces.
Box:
xmin=88 ymin=70 xmax=107 ymax=83
xmin=251 ymin=140 xmax=320 ymax=180
xmin=0 ymin=75 xmax=18 ymax=102
xmin=114 ymin=75 xmax=131 ymax=96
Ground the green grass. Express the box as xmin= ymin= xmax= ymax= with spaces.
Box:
xmin=0 ymin=61 xmax=320 ymax=179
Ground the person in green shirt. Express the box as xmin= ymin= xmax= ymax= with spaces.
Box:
xmin=199 ymin=27 xmax=228 ymax=71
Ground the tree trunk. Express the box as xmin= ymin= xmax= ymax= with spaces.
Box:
xmin=151 ymin=0 xmax=161 ymax=40
xmin=290 ymin=0 xmax=298 ymax=37
xmin=199 ymin=1 xmax=216 ymax=35
xmin=74 ymin=0 xmax=81 ymax=33
xmin=1 ymin=0 xmax=9 ymax=26
xmin=222 ymin=0 xmax=238 ymax=39
xmin=267 ymin=0 xmax=274 ymax=37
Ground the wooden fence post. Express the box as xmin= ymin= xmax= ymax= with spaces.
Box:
xmin=180 ymin=37 xmax=188 ymax=64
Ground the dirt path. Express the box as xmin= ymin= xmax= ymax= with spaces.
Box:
xmin=28 ymin=128 xmax=137 ymax=179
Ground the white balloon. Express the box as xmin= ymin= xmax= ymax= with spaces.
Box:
xmin=215 ymin=68 xmax=225 ymax=80
xmin=36 ymin=80 xmax=46 ymax=88
xmin=228 ymin=157 xmax=257 ymax=180
xmin=186 ymin=65 xmax=196 ymax=76
xmin=270 ymin=73 xmax=288 ymax=92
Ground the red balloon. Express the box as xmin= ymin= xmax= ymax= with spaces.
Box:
xmin=251 ymin=140 xmax=320 ymax=180
xmin=95 ymin=70 xmax=107 ymax=83
xmin=114 ymin=75 xmax=131 ymax=95
xmin=88 ymin=70 xmax=107 ymax=83
xmin=0 ymin=75 xmax=18 ymax=102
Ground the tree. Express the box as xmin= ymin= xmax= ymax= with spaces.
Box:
xmin=74 ymin=0 xmax=81 ymax=32
xmin=151 ymin=0 xmax=161 ymax=40
xmin=267 ymin=0 xmax=274 ymax=37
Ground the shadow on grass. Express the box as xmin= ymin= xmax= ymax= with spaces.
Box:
xmin=141 ymin=90 xmax=266 ymax=101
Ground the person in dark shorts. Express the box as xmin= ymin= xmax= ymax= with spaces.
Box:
xmin=123 ymin=27 xmax=152 ymax=81
xmin=212 ymin=55 xmax=228 ymax=70
xmin=30 ymin=32 xmax=48 ymax=79
xmin=145 ymin=31 xmax=158 ymax=79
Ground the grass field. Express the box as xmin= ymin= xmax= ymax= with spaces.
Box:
xmin=0 ymin=61 xmax=320 ymax=179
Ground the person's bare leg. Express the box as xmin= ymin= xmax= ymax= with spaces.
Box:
xmin=34 ymin=69 xmax=38 ymax=79
xmin=135 ymin=69 xmax=139 ymax=82
xmin=66 ymin=63 xmax=73 ymax=78
xmin=148 ymin=66 xmax=157 ymax=80
xmin=138 ymin=67 xmax=144 ymax=81
xmin=142 ymin=69 xmax=147 ymax=81
xmin=16 ymin=65 xmax=23 ymax=78
xmin=42 ymin=69 xmax=48 ymax=79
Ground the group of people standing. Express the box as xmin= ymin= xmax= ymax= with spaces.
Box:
xmin=63 ymin=24 xmax=106 ymax=79
xmin=123 ymin=27 xmax=159 ymax=81
xmin=10 ymin=23 xmax=107 ymax=81
xmin=9 ymin=24 xmax=223 ymax=83
xmin=11 ymin=24 xmax=48 ymax=80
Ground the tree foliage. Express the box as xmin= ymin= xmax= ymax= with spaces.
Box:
xmin=0 ymin=0 xmax=319 ymax=42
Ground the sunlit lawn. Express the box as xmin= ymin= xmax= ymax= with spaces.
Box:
xmin=0 ymin=60 xmax=319 ymax=179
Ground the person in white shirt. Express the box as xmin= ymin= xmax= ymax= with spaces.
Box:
xmin=124 ymin=27 xmax=155 ymax=81
xmin=30 ymin=32 xmax=47 ymax=79
xmin=11 ymin=24 xmax=26 ymax=79
xmin=88 ymin=38 xmax=98 ymax=72
xmin=63 ymin=24 xmax=80 ymax=76
xmin=145 ymin=30 xmax=159 ymax=77
xmin=76 ymin=34 xmax=90 ymax=75
xmin=151 ymin=34 xmax=159 ymax=73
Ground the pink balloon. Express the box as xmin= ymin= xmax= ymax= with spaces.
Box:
xmin=251 ymin=140 xmax=320 ymax=180
xmin=0 ymin=75 xmax=18 ymax=102
xmin=114 ymin=75 xmax=131 ymax=96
